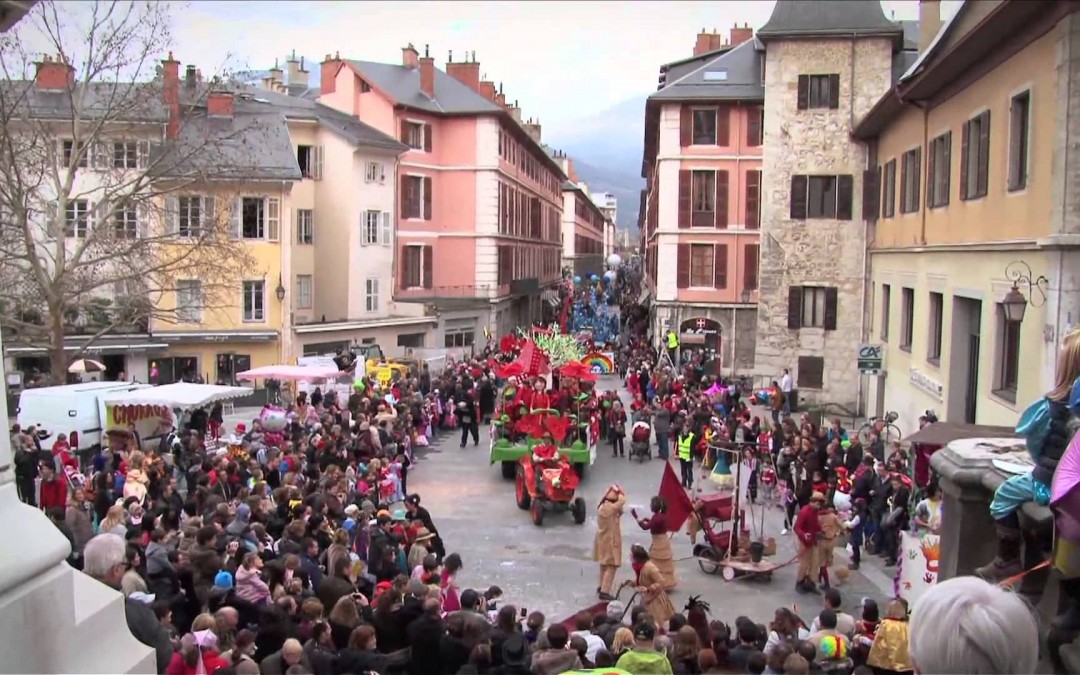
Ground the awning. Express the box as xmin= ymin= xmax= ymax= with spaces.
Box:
xmin=153 ymin=330 xmax=279 ymax=343
xmin=4 ymin=338 xmax=168 ymax=356
xmin=904 ymin=421 xmax=1019 ymax=446
xmin=236 ymin=364 xmax=342 ymax=381
xmin=100 ymin=383 xmax=253 ymax=411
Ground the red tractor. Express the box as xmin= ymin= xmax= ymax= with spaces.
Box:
xmin=515 ymin=442 xmax=587 ymax=526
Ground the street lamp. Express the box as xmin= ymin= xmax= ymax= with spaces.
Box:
xmin=275 ymin=274 xmax=286 ymax=302
xmin=1002 ymin=260 xmax=1049 ymax=323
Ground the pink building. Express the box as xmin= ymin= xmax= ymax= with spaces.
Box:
xmin=641 ymin=28 xmax=762 ymax=372
xmin=317 ymin=46 xmax=565 ymax=347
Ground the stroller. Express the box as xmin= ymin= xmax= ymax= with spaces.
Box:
xmin=630 ymin=419 xmax=652 ymax=462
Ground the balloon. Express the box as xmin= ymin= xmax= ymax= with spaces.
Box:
xmin=603 ymin=270 xmax=617 ymax=280
xmin=573 ymin=276 xmax=581 ymax=283
xmin=590 ymin=274 xmax=598 ymax=281
xmin=606 ymin=253 xmax=622 ymax=268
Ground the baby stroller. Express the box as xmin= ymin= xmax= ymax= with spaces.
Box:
xmin=630 ymin=420 xmax=651 ymax=462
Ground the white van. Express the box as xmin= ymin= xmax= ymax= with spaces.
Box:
xmin=16 ymin=381 xmax=149 ymax=454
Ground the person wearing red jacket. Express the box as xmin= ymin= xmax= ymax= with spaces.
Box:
xmin=51 ymin=433 xmax=78 ymax=472
xmin=794 ymin=491 xmax=825 ymax=594
xmin=38 ymin=461 xmax=68 ymax=511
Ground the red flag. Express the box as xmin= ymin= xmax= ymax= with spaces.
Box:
xmin=658 ymin=462 xmax=695 ymax=533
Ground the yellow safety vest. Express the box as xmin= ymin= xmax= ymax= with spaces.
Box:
xmin=677 ymin=433 xmax=693 ymax=460
xmin=666 ymin=331 xmax=679 ymax=349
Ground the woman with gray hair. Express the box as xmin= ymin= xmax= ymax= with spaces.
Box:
xmin=908 ymin=576 xmax=1038 ymax=674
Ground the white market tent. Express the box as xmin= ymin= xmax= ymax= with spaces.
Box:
xmin=235 ymin=364 xmax=342 ymax=382
xmin=100 ymin=383 xmax=253 ymax=412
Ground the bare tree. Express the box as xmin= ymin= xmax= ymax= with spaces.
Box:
xmin=0 ymin=0 xmax=267 ymax=382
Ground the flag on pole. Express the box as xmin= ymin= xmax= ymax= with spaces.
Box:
xmin=657 ymin=462 xmax=695 ymax=533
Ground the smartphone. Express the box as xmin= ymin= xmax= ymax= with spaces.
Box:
xmin=520 ymin=607 xmax=528 ymax=618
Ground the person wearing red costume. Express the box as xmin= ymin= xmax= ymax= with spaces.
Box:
xmin=528 ymin=377 xmax=551 ymax=412
xmin=794 ymin=491 xmax=825 ymax=594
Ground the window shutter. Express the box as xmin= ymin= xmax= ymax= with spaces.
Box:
xmin=676 ymin=244 xmax=690 ymax=289
xmin=266 ymin=197 xmax=280 ymax=241
xmin=678 ymin=170 xmax=691 ymax=228
xmin=399 ymin=119 xmax=408 ymax=144
xmin=828 ymin=74 xmax=841 ymax=109
xmin=743 ymin=244 xmax=759 ymax=291
xmin=823 ymin=287 xmax=839 ymax=331
xmin=914 ymin=149 xmax=922 ymax=207
xmin=422 ymin=244 xmax=433 ymax=289
xmin=398 ymin=246 xmax=408 ymax=289
xmin=746 ymin=107 xmax=761 ymax=147
xmin=713 ymin=244 xmax=728 ymax=289
xmin=746 ymin=170 xmax=760 ymax=229
xmin=313 ymin=146 xmax=324 ymax=180
xmin=401 ymin=178 xmax=412 ymax=218
xmin=229 ymin=197 xmax=241 ymax=238
xmin=679 ymin=105 xmax=692 ymax=147
xmin=941 ymin=132 xmax=951 ymax=206
xmin=977 ymin=111 xmax=990 ymax=197
xmin=836 ymin=174 xmax=854 ymax=221
xmin=960 ymin=120 xmax=970 ymax=201
xmin=137 ymin=140 xmax=150 ymax=169
xmin=381 ymin=212 xmax=392 ymax=245
xmin=715 ymin=170 xmax=729 ymax=228
xmin=926 ymin=140 xmax=936 ymax=208
xmin=789 ymin=175 xmax=808 ymax=220
xmin=423 ymin=125 xmax=432 ymax=153
xmin=716 ymin=106 xmax=730 ymax=146
xmin=202 ymin=196 xmax=216 ymax=234
xmin=787 ymin=286 xmax=803 ymax=329
xmin=862 ymin=168 xmax=880 ymax=221
xmin=165 ymin=196 xmax=179 ymax=236
xmin=137 ymin=202 xmax=148 ymax=238
xmin=796 ymin=75 xmax=809 ymax=110
xmin=422 ymin=177 xmax=433 ymax=220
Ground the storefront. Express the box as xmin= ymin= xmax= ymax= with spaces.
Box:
xmin=2 ymin=335 xmax=167 ymax=384
xmin=679 ymin=317 xmax=722 ymax=354
xmin=151 ymin=330 xmax=280 ymax=385
xmin=292 ymin=317 xmax=437 ymax=362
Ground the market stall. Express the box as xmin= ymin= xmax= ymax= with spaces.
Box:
xmin=99 ymin=383 xmax=253 ymax=441
xmin=235 ymin=365 xmax=343 ymax=381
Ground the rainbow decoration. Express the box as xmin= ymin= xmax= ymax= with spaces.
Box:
xmin=582 ymin=352 xmax=614 ymax=374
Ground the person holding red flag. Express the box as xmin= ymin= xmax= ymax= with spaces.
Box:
xmin=632 ymin=497 xmax=677 ymax=591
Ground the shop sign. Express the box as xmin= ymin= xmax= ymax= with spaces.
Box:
xmin=858 ymin=343 xmax=885 ymax=374
xmin=679 ymin=318 xmax=721 ymax=345
xmin=909 ymin=368 xmax=944 ymax=400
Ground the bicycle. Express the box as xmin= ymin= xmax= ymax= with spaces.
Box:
xmin=858 ymin=411 xmax=902 ymax=445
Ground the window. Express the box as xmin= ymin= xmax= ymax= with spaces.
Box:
xmin=807 ymin=176 xmax=837 ymax=219
xmin=900 ymin=147 xmax=922 ymax=213
xmin=113 ymin=142 xmax=138 ymax=169
xmin=790 ymin=174 xmax=853 ymax=220
xmin=787 ymin=286 xmax=837 ymax=330
xmin=900 ymin=287 xmax=914 ymax=352
xmin=745 ymin=169 xmax=761 ymax=229
xmin=797 ymin=74 xmax=839 ymax=110
xmin=995 ymin=304 xmax=1021 ymax=400
xmin=399 ymin=244 xmax=431 ymax=289
xmin=692 ymin=109 xmax=716 ymax=145
xmin=365 ymin=278 xmax=379 ymax=312
xmin=296 ymin=145 xmax=323 ymax=179
xmin=880 ymin=284 xmax=891 ymax=340
xmin=64 ymin=199 xmax=90 ymax=238
xmin=178 ymin=196 xmax=202 ymax=238
xmin=1008 ymin=91 xmax=1031 ymax=192
xmin=402 ymin=175 xmax=432 ymax=220
xmin=114 ymin=204 xmax=138 ymax=239
xmin=881 ymin=160 xmax=897 ymax=218
xmin=689 ymin=244 xmax=714 ymax=287
xmin=961 ymin=111 xmax=991 ymax=200
xmin=746 ymin=107 xmax=764 ymax=147
xmin=402 ymin=121 xmax=430 ymax=151
xmin=743 ymin=243 xmax=759 ymax=291
xmin=703 ymin=70 xmax=727 ymax=81
xmin=241 ymin=197 xmax=265 ymax=239
xmin=927 ymin=133 xmax=951 ymax=208
xmin=242 ymin=280 xmax=265 ymax=322
xmin=927 ymin=291 xmax=943 ymax=364
xmin=360 ymin=79 xmax=371 ymax=93
xmin=691 ymin=170 xmax=715 ymax=226
xmin=362 ymin=210 xmax=381 ymax=245
xmin=365 ymin=161 xmax=385 ymax=183
xmin=801 ymin=287 xmax=828 ymax=328
xmin=297 ymin=209 xmax=313 ymax=244
xmin=797 ymin=356 xmax=825 ymax=390
xmin=175 ymin=280 xmax=202 ymax=323
xmin=61 ymin=140 xmax=88 ymax=168
xmin=444 ymin=329 xmax=475 ymax=349
xmin=294 ymin=274 xmax=312 ymax=310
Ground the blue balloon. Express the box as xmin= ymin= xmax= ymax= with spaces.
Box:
xmin=591 ymin=274 xmax=599 ymax=281
xmin=573 ymin=275 xmax=581 ymax=283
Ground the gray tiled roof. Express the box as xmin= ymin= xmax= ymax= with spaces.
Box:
xmin=347 ymin=59 xmax=502 ymax=115
xmin=650 ymin=39 xmax=763 ymax=102
xmin=2 ymin=81 xmax=170 ymax=122
xmin=660 ymin=46 xmax=735 ymax=85
xmin=757 ymin=0 xmax=902 ymax=40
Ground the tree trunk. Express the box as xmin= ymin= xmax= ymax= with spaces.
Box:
xmin=49 ymin=307 xmax=68 ymax=384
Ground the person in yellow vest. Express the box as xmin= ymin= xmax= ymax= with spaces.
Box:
xmin=676 ymin=426 xmax=695 ymax=489
xmin=665 ymin=329 xmax=679 ymax=363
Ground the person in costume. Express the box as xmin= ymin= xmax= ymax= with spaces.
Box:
xmin=632 ymin=497 xmax=677 ymax=591
xmin=977 ymin=329 xmax=1080 ymax=581
xmin=1050 ymin=417 xmax=1080 ymax=633
xmin=593 ymin=485 xmax=626 ymax=601
xmin=794 ymin=491 xmax=825 ymax=594
xmin=621 ymin=544 xmax=675 ymax=627
xmin=865 ymin=598 xmax=913 ymax=674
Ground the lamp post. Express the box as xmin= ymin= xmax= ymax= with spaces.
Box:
xmin=1003 ymin=260 xmax=1049 ymax=323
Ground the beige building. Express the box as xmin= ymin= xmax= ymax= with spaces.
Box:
xmin=855 ymin=0 xmax=1080 ymax=433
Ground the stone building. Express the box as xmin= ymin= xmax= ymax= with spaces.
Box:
xmin=754 ymin=1 xmax=913 ymax=410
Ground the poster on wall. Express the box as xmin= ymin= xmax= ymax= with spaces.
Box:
xmin=895 ymin=532 xmax=940 ymax=605
xmin=105 ymin=403 xmax=175 ymax=441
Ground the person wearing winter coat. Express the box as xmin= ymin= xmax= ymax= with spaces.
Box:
xmin=234 ymin=552 xmax=271 ymax=605
xmin=592 ymin=485 xmax=626 ymax=601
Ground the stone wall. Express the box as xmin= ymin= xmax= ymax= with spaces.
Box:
xmin=654 ymin=303 xmax=756 ymax=375
xmin=756 ymin=38 xmax=894 ymax=410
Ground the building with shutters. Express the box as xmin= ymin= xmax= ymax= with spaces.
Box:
xmin=853 ymin=0 xmax=1080 ymax=433
xmin=317 ymin=46 xmax=565 ymax=348
xmin=641 ymin=25 xmax=762 ymax=375
xmin=753 ymin=1 xmax=913 ymax=410
xmin=560 ymin=177 xmax=609 ymax=278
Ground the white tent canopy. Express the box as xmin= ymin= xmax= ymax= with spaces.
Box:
xmin=100 ymin=383 xmax=253 ymax=411
xmin=235 ymin=365 xmax=342 ymax=382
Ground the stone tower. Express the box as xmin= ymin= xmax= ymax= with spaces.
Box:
xmin=754 ymin=0 xmax=903 ymax=410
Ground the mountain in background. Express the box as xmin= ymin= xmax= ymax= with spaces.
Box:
xmin=545 ymin=95 xmax=648 ymax=233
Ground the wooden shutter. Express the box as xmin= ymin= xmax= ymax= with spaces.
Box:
xmin=862 ymin=168 xmax=880 ymax=221
xmin=715 ymin=170 xmax=729 ymax=228
xmin=680 ymin=105 xmax=692 ymax=147
xmin=797 ymin=75 xmax=809 ymax=110
xmin=941 ymin=132 xmax=951 ymax=206
xmin=926 ymin=139 xmax=936 ymax=208
xmin=423 ymin=124 xmax=432 ymax=153
xmin=836 ymin=174 xmax=854 ymax=220
xmin=399 ymin=119 xmax=408 ymax=144
xmin=713 ymin=244 xmax=728 ymax=289
xmin=422 ymin=245 xmax=433 ymax=289
xmin=716 ymin=106 xmax=730 ymax=146
xmin=790 ymin=175 xmax=808 ymax=219
xmin=828 ymin=74 xmax=841 ymax=109
xmin=746 ymin=170 xmax=760 ymax=229
xmin=746 ymin=106 xmax=761 ymax=147
xmin=165 ymin=196 xmax=179 ymax=236
xmin=401 ymin=178 xmax=412 ymax=218
xmin=228 ymin=196 xmax=241 ymax=238
xmin=398 ymin=246 xmax=408 ymax=289
xmin=787 ymin=286 xmax=803 ymax=329
xmin=676 ymin=244 xmax=690 ymax=289
xmin=678 ymin=170 xmax=691 ymax=228
xmin=960 ymin=120 xmax=970 ymax=201
xmin=422 ymin=176 xmax=433 ymax=220
xmin=913 ymin=149 xmax=922 ymax=207
xmin=823 ymin=287 xmax=839 ymax=330
xmin=743 ymin=244 xmax=759 ymax=291
xmin=977 ymin=111 xmax=990 ymax=198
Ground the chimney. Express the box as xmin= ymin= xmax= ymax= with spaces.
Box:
xmin=495 ymin=82 xmax=505 ymax=107
xmin=524 ymin=118 xmax=542 ymax=143
xmin=162 ymin=53 xmax=180 ymax=139
xmin=35 ymin=53 xmax=75 ymax=90
xmin=402 ymin=43 xmax=419 ymax=70
xmin=478 ymin=79 xmax=496 ymax=102
xmin=184 ymin=64 xmax=197 ymax=90
xmin=286 ymin=49 xmax=303 ymax=85
xmin=268 ymin=59 xmax=283 ymax=87
xmin=693 ymin=29 xmax=712 ymax=57
xmin=508 ymin=100 xmax=521 ymax=123
xmin=919 ymin=0 xmax=942 ymax=54
xmin=419 ymin=44 xmax=435 ymax=98
xmin=730 ymin=22 xmax=753 ymax=47
xmin=320 ymin=52 xmax=342 ymax=95
xmin=445 ymin=49 xmax=481 ymax=94
xmin=207 ymin=90 xmax=234 ymax=118
xmin=710 ymin=28 xmax=725 ymax=52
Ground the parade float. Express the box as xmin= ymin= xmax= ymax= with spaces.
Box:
xmin=489 ymin=328 xmax=600 ymax=479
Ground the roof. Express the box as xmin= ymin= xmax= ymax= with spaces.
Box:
xmin=757 ymin=0 xmax=903 ymax=44
xmin=99 ymin=383 xmax=253 ymax=411
xmin=1 ymin=80 xmax=170 ymax=122
xmin=346 ymin=59 xmax=501 ymax=115
xmin=650 ymin=39 xmax=763 ymax=102
xmin=658 ymin=45 xmax=735 ymax=88
xmin=0 ymin=0 xmax=35 ymax=33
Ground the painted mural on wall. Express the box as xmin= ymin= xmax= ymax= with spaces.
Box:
xmin=895 ymin=532 xmax=939 ymax=605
